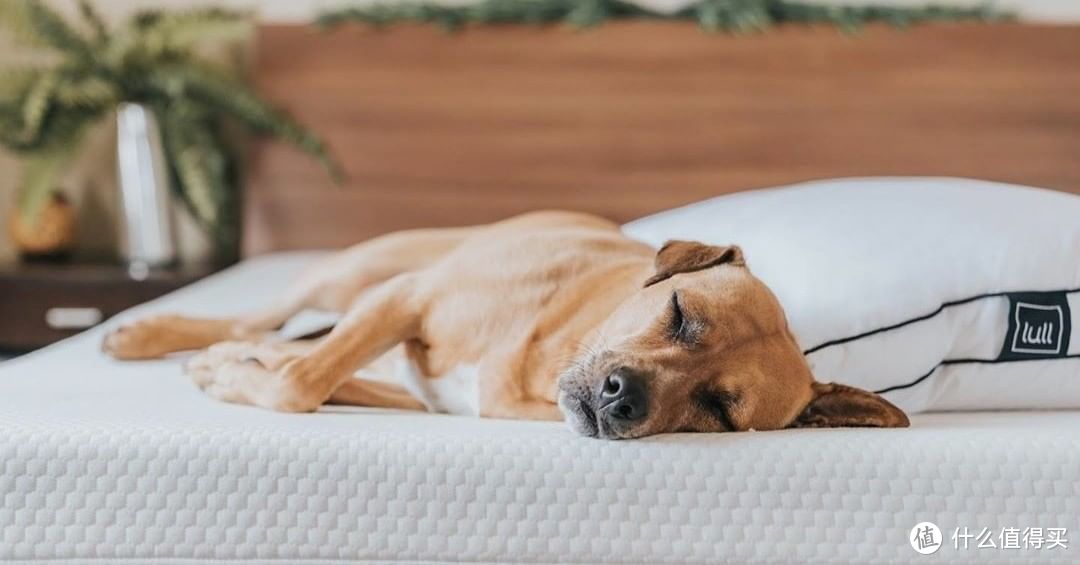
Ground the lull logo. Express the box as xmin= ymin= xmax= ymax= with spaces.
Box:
xmin=1020 ymin=320 xmax=1056 ymax=347
xmin=999 ymin=292 xmax=1072 ymax=361
xmin=1012 ymin=303 xmax=1063 ymax=354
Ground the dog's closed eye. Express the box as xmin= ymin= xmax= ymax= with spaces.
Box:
xmin=694 ymin=388 xmax=740 ymax=431
xmin=668 ymin=291 xmax=703 ymax=346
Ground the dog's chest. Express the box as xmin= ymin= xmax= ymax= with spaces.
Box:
xmin=393 ymin=358 xmax=480 ymax=417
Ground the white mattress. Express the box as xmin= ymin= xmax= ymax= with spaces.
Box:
xmin=1 ymin=253 xmax=1078 ymax=564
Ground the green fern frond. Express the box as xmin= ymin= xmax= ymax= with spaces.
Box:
xmin=318 ymin=0 xmax=662 ymax=30
xmin=9 ymin=69 xmax=112 ymax=150
xmin=0 ymin=100 xmax=26 ymax=149
xmin=316 ymin=3 xmax=468 ymax=29
xmin=145 ymin=8 xmax=252 ymax=51
xmin=469 ymin=0 xmax=572 ymax=25
xmin=3 ymin=105 xmax=97 ymax=154
xmin=77 ymin=0 xmax=109 ymax=44
xmin=319 ymin=0 xmax=1013 ymax=32
xmin=316 ymin=0 xmax=568 ymax=30
xmin=0 ymin=98 xmax=30 ymax=149
xmin=53 ymin=73 xmax=118 ymax=109
xmin=163 ymin=116 xmax=223 ymax=227
xmin=17 ymin=70 xmax=59 ymax=145
xmin=566 ymin=0 xmax=659 ymax=28
xmin=105 ymin=7 xmax=249 ymax=66
xmin=22 ymin=0 xmax=94 ymax=59
xmin=768 ymin=1 xmax=1012 ymax=28
xmin=0 ymin=68 xmax=44 ymax=102
xmin=16 ymin=138 xmax=83 ymax=225
xmin=158 ymin=104 xmax=240 ymax=258
xmin=148 ymin=64 xmax=343 ymax=181
xmin=683 ymin=0 xmax=772 ymax=33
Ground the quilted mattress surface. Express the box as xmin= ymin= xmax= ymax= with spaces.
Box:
xmin=1 ymin=253 xmax=1078 ymax=564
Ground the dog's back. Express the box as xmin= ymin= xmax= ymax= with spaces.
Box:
xmin=401 ymin=211 xmax=656 ymax=408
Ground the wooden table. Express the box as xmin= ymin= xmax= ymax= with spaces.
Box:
xmin=0 ymin=262 xmax=218 ymax=354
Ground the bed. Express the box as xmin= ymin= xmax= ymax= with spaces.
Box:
xmin=2 ymin=252 xmax=1078 ymax=564
xmin=4 ymin=19 xmax=1080 ymax=565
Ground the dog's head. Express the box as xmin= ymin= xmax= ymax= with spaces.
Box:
xmin=557 ymin=240 xmax=909 ymax=439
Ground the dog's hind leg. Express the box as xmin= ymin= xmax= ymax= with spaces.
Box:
xmin=102 ymin=227 xmax=477 ymax=361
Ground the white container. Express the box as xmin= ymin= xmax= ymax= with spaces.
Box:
xmin=116 ymin=102 xmax=176 ymax=270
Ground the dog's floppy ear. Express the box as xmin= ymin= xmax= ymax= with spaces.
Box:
xmin=644 ymin=240 xmax=745 ymax=287
xmin=790 ymin=382 xmax=910 ymax=428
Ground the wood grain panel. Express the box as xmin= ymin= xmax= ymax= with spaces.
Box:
xmin=246 ymin=22 xmax=1080 ymax=253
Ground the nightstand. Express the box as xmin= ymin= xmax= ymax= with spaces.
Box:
xmin=0 ymin=262 xmax=218 ymax=354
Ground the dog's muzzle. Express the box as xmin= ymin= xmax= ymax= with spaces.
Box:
xmin=598 ymin=371 xmax=648 ymax=423
xmin=558 ymin=368 xmax=650 ymax=439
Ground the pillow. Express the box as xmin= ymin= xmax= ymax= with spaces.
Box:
xmin=622 ymin=177 xmax=1080 ymax=414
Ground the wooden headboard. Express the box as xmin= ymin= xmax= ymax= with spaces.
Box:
xmin=244 ymin=22 xmax=1080 ymax=254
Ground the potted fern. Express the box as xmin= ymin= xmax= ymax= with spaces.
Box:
xmin=0 ymin=0 xmax=340 ymax=264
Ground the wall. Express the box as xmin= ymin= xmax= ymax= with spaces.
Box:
xmin=47 ymin=1 xmax=1080 ymax=24
xmin=0 ymin=0 xmax=1077 ymax=262
xmin=215 ymin=0 xmax=1080 ymax=24
xmin=89 ymin=1 xmax=1080 ymax=23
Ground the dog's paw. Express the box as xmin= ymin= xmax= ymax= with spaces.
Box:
xmin=102 ymin=315 xmax=182 ymax=360
xmin=184 ymin=341 xmax=313 ymax=411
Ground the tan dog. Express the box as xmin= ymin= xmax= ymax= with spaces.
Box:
xmin=103 ymin=211 xmax=908 ymax=439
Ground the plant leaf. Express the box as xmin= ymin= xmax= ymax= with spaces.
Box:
xmin=158 ymin=104 xmax=241 ymax=257
xmin=17 ymin=70 xmax=60 ymax=145
xmin=113 ymin=7 xmax=250 ymax=63
xmin=22 ymin=0 xmax=94 ymax=58
xmin=152 ymin=8 xmax=252 ymax=51
xmin=16 ymin=140 xmax=81 ymax=225
xmin=318 ymin=0 xmax=1014 ymax=31
xmin=53 ymin=72 xmax=117 ymax=109
xmin=0 ymin=68 xmax=44 ymax=103
xmin=147 ymin=64 xmax=343 ymax=181
xmin=77 ymin=0 xmax=109 ymax=44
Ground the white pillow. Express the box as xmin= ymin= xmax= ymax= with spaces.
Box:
xmin=622 ymin=177 xmax=1080 ymax=414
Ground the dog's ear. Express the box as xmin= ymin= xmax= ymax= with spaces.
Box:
xmin=790 ymin=382 xmax=910 ymax=428
xmin=644 ymin=240 xmax=745 ymax=287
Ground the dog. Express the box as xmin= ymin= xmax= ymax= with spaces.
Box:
xmin=102 ymin=211 xmax=909 ymax=439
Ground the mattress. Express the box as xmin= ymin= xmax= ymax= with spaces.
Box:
xmin=1 ymin=253 xmax=1078 ymax=564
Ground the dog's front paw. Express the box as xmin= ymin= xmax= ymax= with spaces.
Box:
xmin=184 ymin=341 xmax=314 ymax=412
xmin=102 ymin=315 xmax=182 ymax=360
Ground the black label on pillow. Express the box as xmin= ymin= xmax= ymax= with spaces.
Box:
xmin=999 ymin=292 xmax=1071 ymax=361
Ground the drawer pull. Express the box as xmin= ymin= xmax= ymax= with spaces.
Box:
xmin=45 ymin=307 xmax=104 ymax=330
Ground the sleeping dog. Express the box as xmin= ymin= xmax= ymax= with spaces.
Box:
xmin=103 ymin=211 xmax=908 ymax=439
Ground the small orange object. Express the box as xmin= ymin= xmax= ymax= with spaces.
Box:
xmin=8 ymin=192 xmax=76 ymax=258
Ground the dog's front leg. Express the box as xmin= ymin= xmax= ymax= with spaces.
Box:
xmin=478 ymin=357 xmax=563 ymax=421
xmin=103 ymin=293 xmax=308 ymax=360
xmin=481 ymin=397 xmax=563 ymax=421
xmin=188 ymin=274 xmax=423 ymax=413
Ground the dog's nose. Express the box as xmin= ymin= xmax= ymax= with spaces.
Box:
xmin=600 ymin=371 xmax=648 ymax=421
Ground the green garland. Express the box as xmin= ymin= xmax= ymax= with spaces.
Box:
xmin=317 ymin=0 xmax=1011 ymax=32
xmin=0 ymin=1 xmax=341 ymax=262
